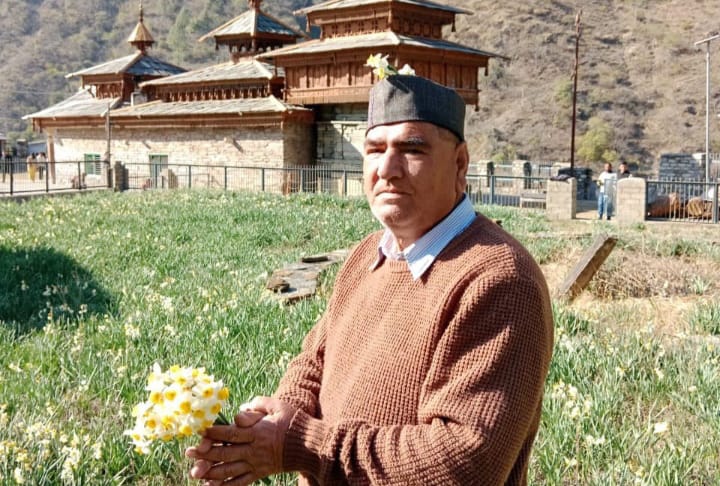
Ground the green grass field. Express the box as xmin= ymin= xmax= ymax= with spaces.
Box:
xmin=0 ymin=190 xmax=718 ymax=485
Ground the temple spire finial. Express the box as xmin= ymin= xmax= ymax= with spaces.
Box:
xmin=248 ymin=0 xmax=262 ymax=11
xmin=127 ymin=1 xmax=155 ymax=54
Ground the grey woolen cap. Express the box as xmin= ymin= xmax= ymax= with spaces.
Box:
xmin=367 ymin=75 xmax=466 ymax=141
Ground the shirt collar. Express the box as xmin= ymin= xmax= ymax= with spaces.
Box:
xmin=370 ymin=194 xmax=476 ymax=280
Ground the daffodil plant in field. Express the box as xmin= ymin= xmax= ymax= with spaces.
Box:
xmin=365 ymin=53 xmax=415 ymax=80
xmin=125 ymin=364 xmax=230 ymax=455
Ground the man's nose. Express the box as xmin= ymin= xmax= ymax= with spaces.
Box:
xmin=376 ymin=149 xmax=404 ymax=180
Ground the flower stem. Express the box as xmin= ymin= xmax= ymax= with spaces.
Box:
xmin=215 ymin=412 xmax=230 ymax=425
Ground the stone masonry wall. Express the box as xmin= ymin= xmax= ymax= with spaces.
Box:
xmin=53 ymin=126 xmax=287 ymax=166
xmin=316 ymin=121 xmax=366 ymax=170
xmin=50 ymin=125 xmax=296 ymax=190
xmin=658 ymin=153 xmax=704 ymax=180
xmin=283 ymin=122 xmax=314 ymax=168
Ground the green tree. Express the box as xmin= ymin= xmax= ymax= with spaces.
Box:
xmin=554 ymin=78 xmax=573 ymax=109
xmin=577 ymin=117 xmax=618 ymax=164
xmin=491 ymin=144 xmax=518 ymax=164
xmin=167 ymin=8 xmax=192 ymax=65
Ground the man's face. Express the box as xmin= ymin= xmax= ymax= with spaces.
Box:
xmin=363 ymin=121 xmax=469 ymax=248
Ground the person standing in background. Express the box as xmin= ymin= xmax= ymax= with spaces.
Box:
xmin=597 ymin=162 xmax=616 ymax=220
xmin=37 ymin=152 xmax=47 ymax=181
xmin=618 ymin=162 xmax=631 ymax=179
xmin=26 ymin=152 xmax=37 ymax=182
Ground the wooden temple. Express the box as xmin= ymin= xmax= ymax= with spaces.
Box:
xmin=260 ymin=0 xmax=502 ymax=107
xmin=25 ymin=0 xmax=504 ymax=189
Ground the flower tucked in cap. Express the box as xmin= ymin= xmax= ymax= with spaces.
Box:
xmin=367 ymin=75 xmax=466 ymax=142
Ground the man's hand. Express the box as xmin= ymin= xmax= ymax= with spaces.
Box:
xmin=186 ymin=397 xmax=296 ymax=486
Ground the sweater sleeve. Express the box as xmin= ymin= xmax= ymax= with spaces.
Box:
xmin=273 ymin=314 xmax=328 ymax=417
xmin=281 ymin=273 xmax=553 ymax=485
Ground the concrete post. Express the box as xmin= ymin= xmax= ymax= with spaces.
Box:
xmin=546 ymin=177 xmax=577 ymax=220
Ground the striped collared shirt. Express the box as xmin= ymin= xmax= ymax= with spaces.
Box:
xmin=371 ymin=194 xmax=476 ymax=280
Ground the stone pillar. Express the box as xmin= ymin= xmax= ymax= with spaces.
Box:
xmin=161 ymin=168 xmax=178 ymax=189
xmin=546 ymin=177 xmax=577 ymax=220
xmin=616 ymin=177 xmax=646 ymax=224
xmin=512 ymin=160 xmax=525 ymax=192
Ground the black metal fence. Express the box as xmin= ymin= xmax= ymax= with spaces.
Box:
xmin=2 ymin=160 xmax=550 ymax=210
xmin=466 ymin=173 xmax=548 ymax=207
xmin=646 ymin=179 xmax=719 ymax=223
xmin=122 ymin=163 xmax=367 ymax=196
xmin=121 ymin=163 xmax=549 ymax=209
xmin=0 ymin=159 xmax=109 ymax=196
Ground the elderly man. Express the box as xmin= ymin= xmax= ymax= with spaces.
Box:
xmin=187 ymin=75 xmax=554 ymax=485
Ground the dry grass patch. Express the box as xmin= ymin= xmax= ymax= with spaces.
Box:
xmin=588 ymin=248 xmax=718 ymax=300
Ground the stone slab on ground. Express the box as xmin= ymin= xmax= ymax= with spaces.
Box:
xmin=558 ymin=234 xmax=617 ymax=302
xmin=267 ymin=249 xmax=349 ymax=304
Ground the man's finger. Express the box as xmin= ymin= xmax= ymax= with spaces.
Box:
xmin=202 ymin=424 xmax=254 ymax=444
xmin=185 ymin=437 xmax=215 ymax=459
xmin=201 ymin=460 xmax=254 ymax=481
xmin=224 ymin=472 xmax=257 ymax=486
xmin=234 ymin=410 xmax=265 ymax=427
xmin=189 ymin=459 xmax=213 ymax=479
xmin=240 ymin=396 xmax=273 ymax=414
xmin=187 ymin=444 xmax=253 ymax=463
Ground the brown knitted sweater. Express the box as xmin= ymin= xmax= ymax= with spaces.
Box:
xmin=274 ymin=214 xmax=554 ymax=485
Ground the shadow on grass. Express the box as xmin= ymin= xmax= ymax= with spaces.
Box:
xmin=0 ymin=246 xmax=115 ymax=336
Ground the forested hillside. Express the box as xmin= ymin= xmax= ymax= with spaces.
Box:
xmin=2 ymin=0 xmax=720 ymax=172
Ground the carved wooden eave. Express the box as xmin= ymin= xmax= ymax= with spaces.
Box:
xmin=143 ymin=77 xmax=281 ymax=102
xmin=146 ymin=82 xmax=280 ymax=103
xmin=304 ymin=4 xmax=457 ymax=39
xmin=139 ymin=60 xmax=285 ymax=101
xmin=30 ymin=116 xmax=107 ymax=132
xmin=295 ymin=0 xmax=472 ymax=38
xmin=110 ymin=113 xmax=286 ymax=129
xmin=259 ymin=32 xmax=503 ymax=106
xmin=29 ymin=111 xmax=313 ymax=132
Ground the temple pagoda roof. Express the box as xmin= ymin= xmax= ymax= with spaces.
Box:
xmin=109 ymin=96 xmax=306 ymax=118
xmin=140 ymin=60 xmax=282 ymax=88
xmin=257 ymin=31 xmax=505 ymax=59
xmin=66 ymin=53 xmax=186 ymax=78
xmin=199 ymin=10 xmax=306 ymax=41
xmin=198 ymin=0 xmax=307 ymax=54
xmin=24 ymin=89 xmax=122 ymax=120
xmin=295 ymin=0 xmax=472 ymax=15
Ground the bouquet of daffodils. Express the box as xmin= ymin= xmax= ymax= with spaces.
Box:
xmin=365 ymin=53 xmax=415 ymax=80
xmin=125 ymin=363 xmax=230 ymax=454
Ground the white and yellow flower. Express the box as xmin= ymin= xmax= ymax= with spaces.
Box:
xmin=125 ymin=363 xmax=230 ymax=454
xmin=365 ymin=53 xmax=414 ymax=80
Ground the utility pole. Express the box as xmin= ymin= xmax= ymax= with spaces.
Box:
xmin=694 ymin=32 xmax=719 ymax=183
xmin=104 ymin=101 xmax=112 ymax=163
xmin=570 ymin=10 xmax=582 ymax=172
